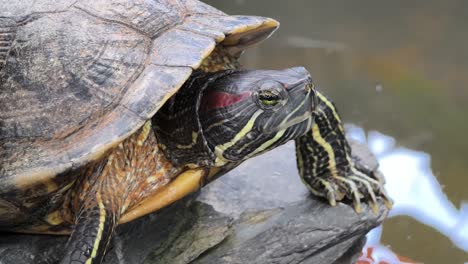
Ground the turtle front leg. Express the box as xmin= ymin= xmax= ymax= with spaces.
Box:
xmin=60 ymin=167 xmax=208 ymax=264
xmin=295 ymin=91 xmax=392 ymax=213
xmin=60 ymin=161 xmax=123 ymax=264
xmin=60 ymin=121 xmax=208 ymax=263
xmin=60 ymin=190 xmax=118 ymax=264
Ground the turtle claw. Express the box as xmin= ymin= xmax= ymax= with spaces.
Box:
xmin=308 ymin=170 xmax=391 ymax=214
xmin=367 ymin=192 xmax=380 ymax=214
xmin=363 ymin=173 xmax=394 ymax=210
xmin=353 ymin=199 xmax=362 ymax=213
xmin=309 ymin=170 xmax=391 ymax=214
xmin=327 ymin=192 xmax=337 ymax=207
xmin=384 ymin=198 xmax=393 ymax=210
xmin=381 ymin=190 xmax=394 ymax=210
xmin=319 ymin=179 xmax=337 ymax=206
xmin=349 ymin=175 xmax=380 ymax=214
xmin=370 ymin=200 xmax=379 ymax=214
xmin=334 ymin=175 xmax=365 ymax=213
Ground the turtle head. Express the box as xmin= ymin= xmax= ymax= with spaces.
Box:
xmin=199 ymin=67 xmax=317 ymax=165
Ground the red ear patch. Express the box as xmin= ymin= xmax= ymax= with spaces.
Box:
xmin=200 ymin=91 xmax=251 ymax=111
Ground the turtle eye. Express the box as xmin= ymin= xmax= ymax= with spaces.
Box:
xmin=256 ymin=88 xmax=285 ymax=109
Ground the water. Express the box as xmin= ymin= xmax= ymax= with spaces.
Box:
xmin=205 ymin=1 xmax=468 ymax=263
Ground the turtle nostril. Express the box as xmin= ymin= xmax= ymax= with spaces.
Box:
xmin=305 ymin=80 xmax=314 ymax=92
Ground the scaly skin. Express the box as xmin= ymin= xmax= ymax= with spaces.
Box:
xmin=295 ymin=91 xmax=392 ymax=213
xmin=60 ymin=122 xmax=183 ymax=263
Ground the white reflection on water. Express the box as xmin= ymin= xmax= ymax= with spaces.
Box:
xmin=345 ymin=125 xmax=468 ymax=258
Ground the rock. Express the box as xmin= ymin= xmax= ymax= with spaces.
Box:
xmin=188 ymin=200 xmax=385 ymax=264
xmin=0 ymin=140 xmax=388 ymax=264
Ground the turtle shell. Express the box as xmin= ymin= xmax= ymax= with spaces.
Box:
xmin=0 ymin=0 xmax=278 ymax=210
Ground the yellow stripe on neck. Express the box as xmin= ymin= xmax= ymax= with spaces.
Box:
xmin=214 ymin=110 xmax=263 ymax=166
xmin=86 ymin=193 xmax=107 ymax=264
xmin=247 ymin=129 xmax=286 ymax=159
xmin=316 ymin=92 xmax=344 ymax=134
xmin=316 ymin=92 xmax=357 ymax=169
xmin=311 ymin=120 xmax=338 ymax=178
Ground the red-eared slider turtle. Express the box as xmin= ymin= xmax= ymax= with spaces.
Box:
xmin=0 ymin=0 xmax=390 ymax=263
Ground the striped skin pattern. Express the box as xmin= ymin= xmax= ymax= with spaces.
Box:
xmin=295 ymin=91 xmax=391 ymax=212
xmin=60 ymin=193 xmax=114 ymax=264
xmin=61 ymin=122 xmax=182 ymax=263
xmin=198 ymin=68 xmax=315 ymax=167
xmin=68 ymin=122 xmax=182 ymax=218
xmin=154 ymin=67 xmax=316 ymax=173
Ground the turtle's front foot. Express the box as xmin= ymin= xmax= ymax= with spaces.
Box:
xmin=294 ymin=90 xmax=393 ymax=214
xmin=308 ymin=170 xmax=392 ymax=214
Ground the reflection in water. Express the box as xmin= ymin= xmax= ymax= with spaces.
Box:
xmin=358 ymin=245 xmax=417 ymax=264
xmin=346 ymin=125 xmax=468 ymax=262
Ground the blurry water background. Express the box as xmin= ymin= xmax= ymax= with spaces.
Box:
xmin=205 ymin=1 xmax=468 ymax=263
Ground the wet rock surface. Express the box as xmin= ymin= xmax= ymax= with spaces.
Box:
xmin=0 ymin=141 xmax=387 ymax=264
